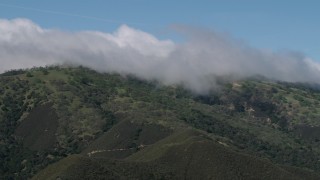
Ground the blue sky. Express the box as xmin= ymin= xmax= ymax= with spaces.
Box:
xmin=0 ymin=0 xmax=319 ymax=60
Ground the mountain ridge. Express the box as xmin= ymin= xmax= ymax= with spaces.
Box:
xmin=1 ymin=66 xmax=320 ymax=179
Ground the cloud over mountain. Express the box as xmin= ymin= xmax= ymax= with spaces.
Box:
xmin=1 ymin=18 xmax=320 ymax=93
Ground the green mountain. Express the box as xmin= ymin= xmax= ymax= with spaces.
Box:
xmin=1 ymin=66 xmax=320 ymax=179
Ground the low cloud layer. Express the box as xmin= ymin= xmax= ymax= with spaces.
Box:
xmin=1 ymin=18 xmax=320 ymax=93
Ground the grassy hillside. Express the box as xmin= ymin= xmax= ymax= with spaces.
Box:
xmin=1 ymin=66 xmax=320 ymax=179
xmin=33 ymin=130 xmax=319 ymax=180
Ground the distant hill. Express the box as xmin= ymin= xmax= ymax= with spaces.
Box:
xmin=1 ymin=66 xmax=320 ymax=179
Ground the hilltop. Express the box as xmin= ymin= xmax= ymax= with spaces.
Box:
xmin=1 ymin=66 xmax=320 ymax=179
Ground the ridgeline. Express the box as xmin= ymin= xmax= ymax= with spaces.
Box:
xmin=1 ymin=66 xmax=320 ymax=179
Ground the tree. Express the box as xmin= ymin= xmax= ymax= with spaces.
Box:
xmin=26 ymin=72 xmax=33 ymax=77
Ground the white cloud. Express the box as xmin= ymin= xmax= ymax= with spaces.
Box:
xmin=1 ymin=18 xmax=320 ymax=93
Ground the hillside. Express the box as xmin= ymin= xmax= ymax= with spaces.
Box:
xmin=1 ymin=66 xmax=320 ymax=179
xmin=33 ymin=130 xmax=318 ymax=180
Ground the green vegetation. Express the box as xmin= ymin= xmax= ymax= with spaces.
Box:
xmin=1 ymin=66 xmax=320 ymax=179
xmin=34 ymin=130 xmax=319 ymax=180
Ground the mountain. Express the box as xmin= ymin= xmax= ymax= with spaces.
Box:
xmin=1 ymin=66 xmax=320 ymax=179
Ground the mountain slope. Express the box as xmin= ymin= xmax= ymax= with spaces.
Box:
xmin=1 ymin=66 xmax=320 ymax=179
xmin=33 ymin=130 xmax=319 ymax=180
